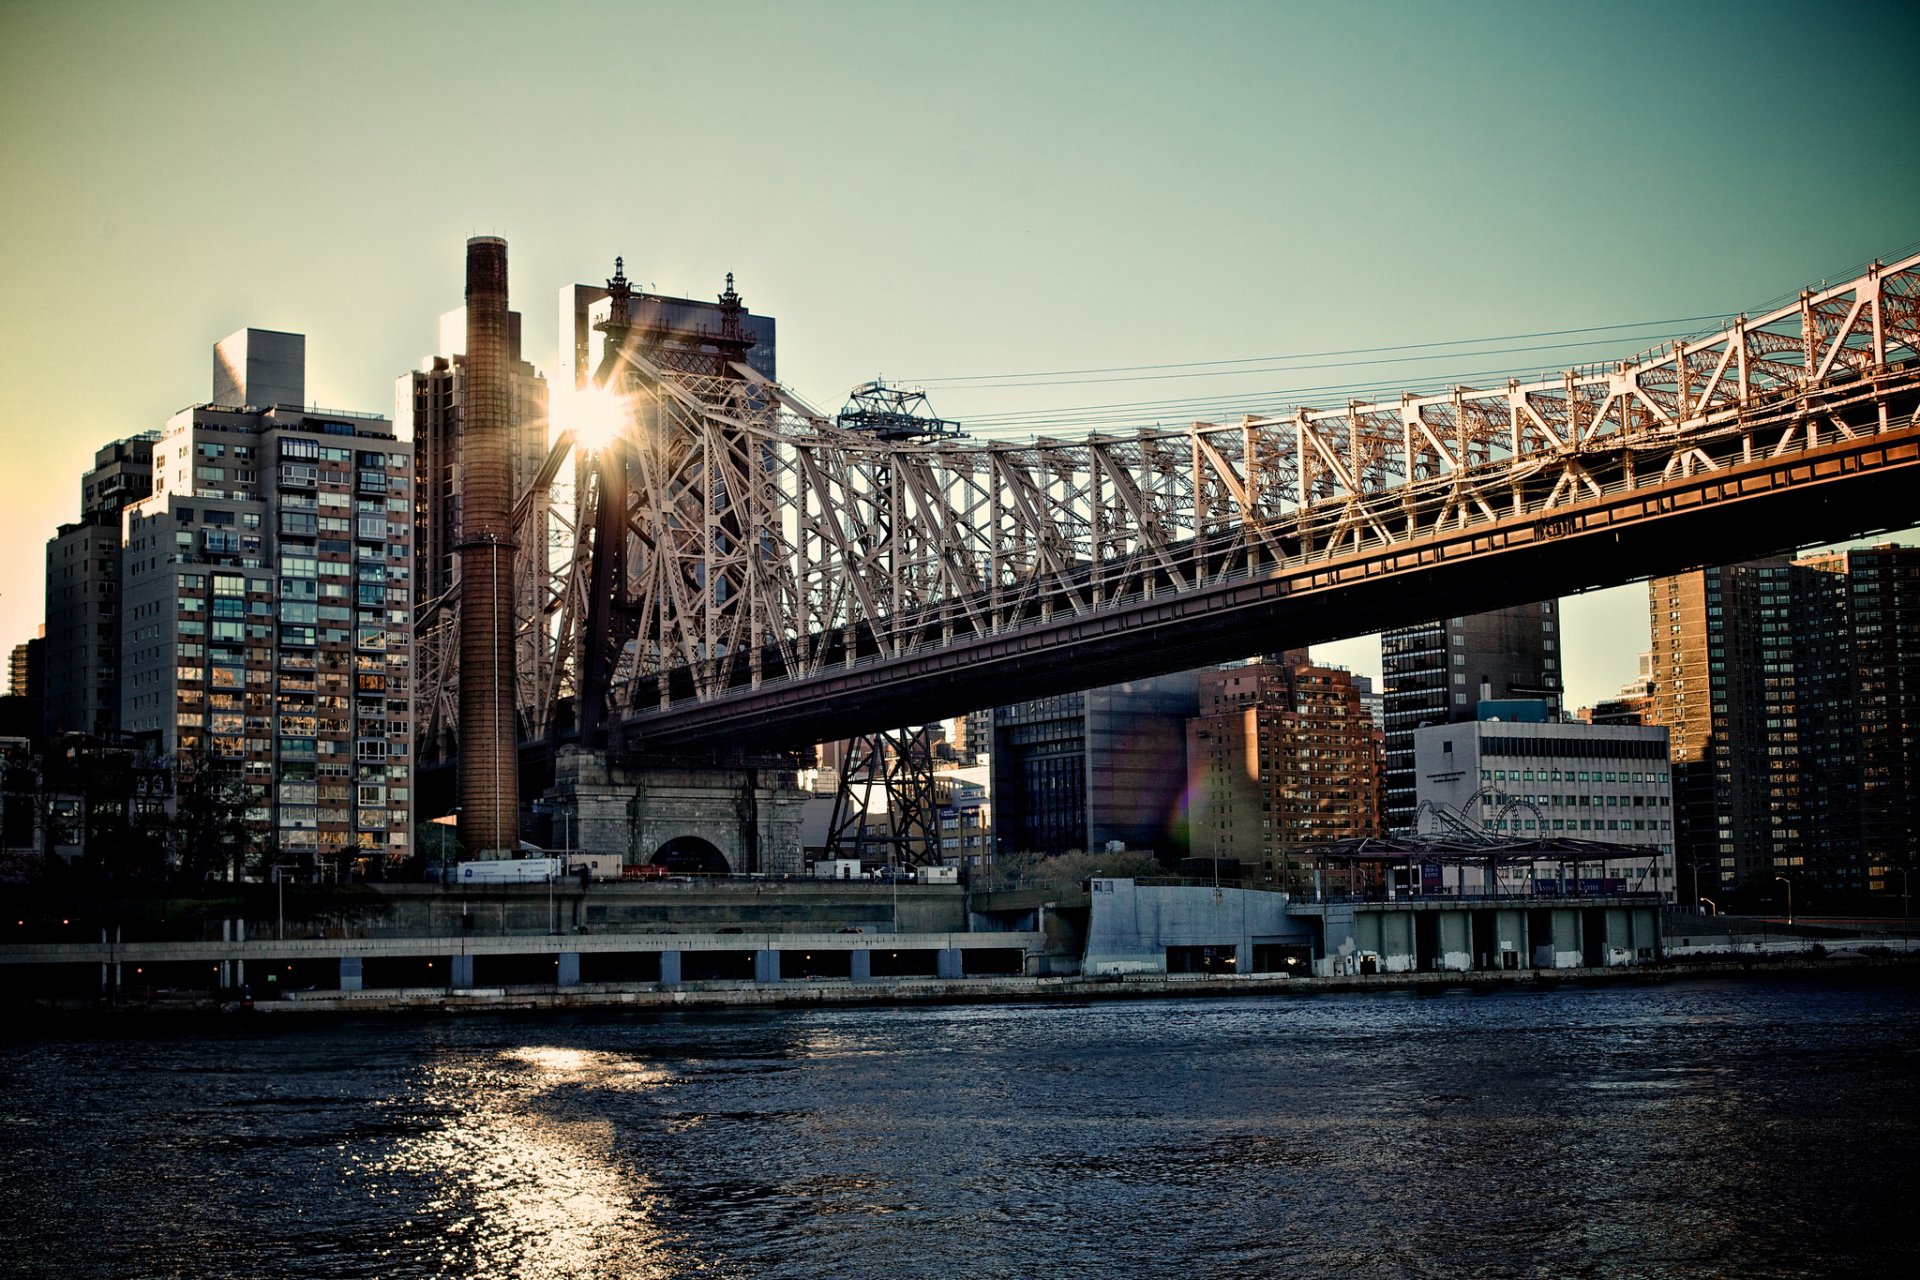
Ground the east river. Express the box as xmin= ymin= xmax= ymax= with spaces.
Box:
xmin=1 ymin=974 xmax=1915 ymax=1279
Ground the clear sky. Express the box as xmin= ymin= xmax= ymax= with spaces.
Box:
xmin=2 ymin=0 xmax=1914 ymax=707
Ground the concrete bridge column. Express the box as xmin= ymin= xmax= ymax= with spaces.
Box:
xmin=1381 ymin=913 xmax=1417 ymax=973
xmin=849 ymin=950 xmax=872 ymax=983
xmin=556 ymin=953 xmax=580 ymax=987
xmin=754 ymin=949 xmax=781 ymax=984
xmin=1603 ymin=908 xmax=1638 ymax=965
xmin=1549 ymin=910 xmax=1582 ymax=968
xmin=1495 ymin=909 xmax=1529 ymax=970
xmin=339 ymin=955 xmax=363 ymax=992
xmin=659 ymin=950 xmax=681 ymax=987
xmin=450 ymin=954 xmax=475 ymax=989
xmin=936 ymin=948 xmax=962 ymax=980
xmin=1438 ymin=912 xmax=1473 ymax=971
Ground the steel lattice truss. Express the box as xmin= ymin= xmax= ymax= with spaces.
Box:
xmin=432 ymin=251 xmax=1920 ymax=751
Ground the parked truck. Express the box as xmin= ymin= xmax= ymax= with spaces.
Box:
xmin=453 ymin=857 xmax=561 ymax=884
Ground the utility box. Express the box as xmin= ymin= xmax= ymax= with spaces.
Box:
xmin=565 ymin=854 xmax=623 ymax=882
xmin=814 ymin=858 xmax=863 ymax=881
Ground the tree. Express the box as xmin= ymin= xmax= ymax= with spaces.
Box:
xmin=163 ymin=747 xmax=257 ymax=882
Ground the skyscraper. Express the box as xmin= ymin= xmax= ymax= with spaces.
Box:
xmin=116 ymin=329 xmax=414 ymax=878
xmin=43 ymin=432 xmax=159 ymax=740
xmin=1380 ymin=603 xmax=1562 ymax=831
xmin=1648 ymin=547 xmax=1920 ymax=900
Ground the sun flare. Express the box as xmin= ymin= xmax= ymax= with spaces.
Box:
xmin=562 ymin=385 xmax=633 ymax=454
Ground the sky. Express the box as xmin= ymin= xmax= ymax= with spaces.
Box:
xmin=1 ymin=0 xmax=1915 ymax=708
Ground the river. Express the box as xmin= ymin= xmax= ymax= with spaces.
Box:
xmin=2 ymin=973 xmax=1915 ymax=1278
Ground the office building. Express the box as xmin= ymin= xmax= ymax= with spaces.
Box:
xmin=44 ymin=432 xmax=160 ymax=739
xmin=1412 ymin=719 xmax=1676 ymax=898
xmin=1380 ymin=603 xmax=1562 ymax=831
xmin=1187 ymin=654 xmax=1384 ymax=890
xmin=116 ymin=329 xmax=414 ymax=878
xmin=991 ymin=674 xmax=1200 ymax=858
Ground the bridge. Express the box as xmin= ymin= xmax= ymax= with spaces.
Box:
xmin=404 ymin=248 xmax=1919 ymax=867
xmin=481 ymin=249 xmax=1920 ymax=753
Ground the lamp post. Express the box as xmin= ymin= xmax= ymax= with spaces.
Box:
xmin=271 ymin=862 xmax=294 ymax=941
xmin=1774 ymin=875 xmax=1793 ymax=927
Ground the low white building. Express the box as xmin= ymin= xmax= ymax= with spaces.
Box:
xmin=1413 ymin=720 xmax=1676 ymax=900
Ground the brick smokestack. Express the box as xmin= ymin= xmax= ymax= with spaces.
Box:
xmin=457 ymin=236 xmax=520 ymax=857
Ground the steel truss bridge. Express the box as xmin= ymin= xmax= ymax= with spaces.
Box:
xmin=419 ymin=250 xmax=1920 ymax=760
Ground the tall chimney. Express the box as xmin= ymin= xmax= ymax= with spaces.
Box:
xmin=457 ymin=236 xmax=520 ymax=857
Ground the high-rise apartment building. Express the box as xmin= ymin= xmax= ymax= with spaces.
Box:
xmin=116 ymin=329 xmax=414 ymax=878
xmin=1648 ymin=547 xmax=1920 ymax=899
xmin=1187 ymin=654 xmax=1384 ymax=890
xmin=991 ymin=674 xmax=1200 ymax=858
xmin=1380 ymin=603 xmax=1562 ymax=831
xmin=44 ymin=432 xmax=160 ymax=739
xmin=8 ymin=630 xmax=43 ymax=699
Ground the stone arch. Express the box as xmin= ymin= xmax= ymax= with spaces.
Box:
xmin=651 ymin=835 xmax=731 ymax=876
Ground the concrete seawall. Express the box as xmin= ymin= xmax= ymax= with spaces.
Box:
xmin=14 ymin=953 xmax=1912 ymax=1021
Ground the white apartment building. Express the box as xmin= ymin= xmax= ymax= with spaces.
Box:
xmin=117 ymin=329 xmax=414 ymax=877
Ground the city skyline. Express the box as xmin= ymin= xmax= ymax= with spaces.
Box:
xmin=3 ymin=0 xmax=1916 ymax=709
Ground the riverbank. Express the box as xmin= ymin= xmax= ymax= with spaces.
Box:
xmin=9 ymin=951 xmax=1916 ymax=1025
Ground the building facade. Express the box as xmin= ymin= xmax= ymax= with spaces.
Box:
xmin=116 ymin=330 xmax=414 ymax=878
xmin=43 ymin=432 xmax=159 ymax=740
xmin=991 ymin=674 xmax=1200 ymax=858
xmin=1647 ymin=547 xmax=1920 ymax=900
xmin=1413 ymin=719 xmax=1677 ymax=899
xmin=1186 ymin=655 xmax=1384 ymax=890
xmin=1380 ymin=602 xmax=1563 ymax=831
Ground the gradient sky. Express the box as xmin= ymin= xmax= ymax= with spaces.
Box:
xmin=2 ymin=0 xmax=1914 ymax=707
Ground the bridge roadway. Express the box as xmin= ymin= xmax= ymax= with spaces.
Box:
xmin=624 ymin=371 xmax=1920 ymax=751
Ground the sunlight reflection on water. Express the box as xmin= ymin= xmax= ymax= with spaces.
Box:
xmin=350 ymin=1046 xmax=686 ymax=1279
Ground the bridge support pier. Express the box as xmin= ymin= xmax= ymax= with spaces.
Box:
xmin=556 ymin=953 xmax=580 ymax=987
xmin=339 ymin=955 xmax=363 ymax=992
xmin=544 ymin=746 xmax=808 ymax=875
xmin=449 ymin=954 xmax=474 ymax=990
xmin=659 ymin=950 xmax=681 ymax=987
xmin=936 ymin=948 xmax=962 ymax=980
xmin=849 ymin=950 xmax=872 ymax=983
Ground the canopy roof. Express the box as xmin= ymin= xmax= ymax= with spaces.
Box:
xmin=1309 ymin=835 xmax=1663 ymax=864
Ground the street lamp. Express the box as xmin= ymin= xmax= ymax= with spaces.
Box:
xmin=1774 ymin=875 xmax=1793 ymax=927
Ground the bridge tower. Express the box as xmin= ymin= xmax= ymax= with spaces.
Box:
xmin=541 ymin=260 xmax=810 ymax=875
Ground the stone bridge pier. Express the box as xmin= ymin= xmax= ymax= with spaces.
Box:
xmin=543 ymin=746 xmax=808 ymax=876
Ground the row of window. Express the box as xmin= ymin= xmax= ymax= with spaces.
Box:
xmin=1481 ymin=767 xmax=1668 ymax=784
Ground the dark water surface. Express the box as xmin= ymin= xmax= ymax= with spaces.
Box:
xmin=2 ymin=975 xmax=1916 ymax=1279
